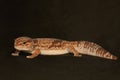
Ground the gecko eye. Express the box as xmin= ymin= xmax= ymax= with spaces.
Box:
xmin=23 ymin=42 xmax=27 ymax=44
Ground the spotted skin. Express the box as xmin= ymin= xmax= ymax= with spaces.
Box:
xmin=11 ymin=36 xmax=118 ymax=60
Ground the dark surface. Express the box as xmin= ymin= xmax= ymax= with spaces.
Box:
xmin=0 ymin=0 xmax=120 ymax=80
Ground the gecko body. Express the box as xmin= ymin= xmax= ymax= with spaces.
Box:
xmin=11 ymin=36 xmax=118 ymax=60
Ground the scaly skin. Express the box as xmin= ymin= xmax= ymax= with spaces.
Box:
xmin=11 ymin=36 xmax=118 ymax=60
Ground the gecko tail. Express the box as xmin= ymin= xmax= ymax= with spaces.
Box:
xmin=102 ymin=52 xmax=118 ymax=60
xmin=75 ymin=41 xmax=118 ymax=60
xmin=83 ymin=52 xmax=118 ymax=60
xmin=87 ymin=52 xmax=118 ymax=60
xmin=111 ymin=55 xmax=118 ymax=60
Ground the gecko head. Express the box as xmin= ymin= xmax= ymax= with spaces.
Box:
xmin=14 ymin=36 xmax=34 ymax=51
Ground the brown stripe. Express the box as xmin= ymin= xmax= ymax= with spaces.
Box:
xmin=84 ymin=41 xmax=88 ymax=48
xmin=96 ymin=47 xmax=109 ymax=58
xmin=33 ymin=39 xmax=38 ymax=46
xmin=48 ymin=40 xmax=62 ymax=49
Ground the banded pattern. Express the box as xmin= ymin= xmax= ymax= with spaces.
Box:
xmin=33 ymin=38 xmax=69 ymax=50
xmin=76 ymin=41 xmax=117 ymax=60
xmin=13 ymin=36 xmax=118 ymax=60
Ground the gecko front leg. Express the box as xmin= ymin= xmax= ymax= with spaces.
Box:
xmin=67 ymin=45 xmax=82 ymax=57
xmin=11 ymin=50 xmax=20 ymax=56
xmin=26 ymin=49 xmax=40 ymax=59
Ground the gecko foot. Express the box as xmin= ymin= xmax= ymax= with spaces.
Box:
xmin=26 ymin=56 xmax=36 ymax=59
xmin=11 ymin=53 xmax=19 ymax=56
xmin=74 ymin=54 xmax=82 ymax=57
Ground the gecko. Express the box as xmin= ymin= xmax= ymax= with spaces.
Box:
xmin=11 ymin=36 xmax=118 ymax=60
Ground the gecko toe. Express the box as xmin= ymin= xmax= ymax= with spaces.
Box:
xmin=11 ymin=53 xmax=19 ymax=56
xmin=26 ymin=56 xmax=34 ymax=59
xmin=74 ymin=54 xmax=82 ymax=57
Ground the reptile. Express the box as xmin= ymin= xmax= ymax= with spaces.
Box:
xmin=11 ymin=36 xmax=118 ymax=60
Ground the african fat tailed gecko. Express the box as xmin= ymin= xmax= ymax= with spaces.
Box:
xmin=11 ymin=36 xmax=118 ymax=60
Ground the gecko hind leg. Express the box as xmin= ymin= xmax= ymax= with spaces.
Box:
xmin=67 ymin=46 xmax=82 ymax=57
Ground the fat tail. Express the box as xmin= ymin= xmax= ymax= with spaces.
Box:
xmin=76 ymin=41 xmax=118 ymax=60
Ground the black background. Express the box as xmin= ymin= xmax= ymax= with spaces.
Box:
xmin=0 ymin=0 xmax=120 ymax=80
